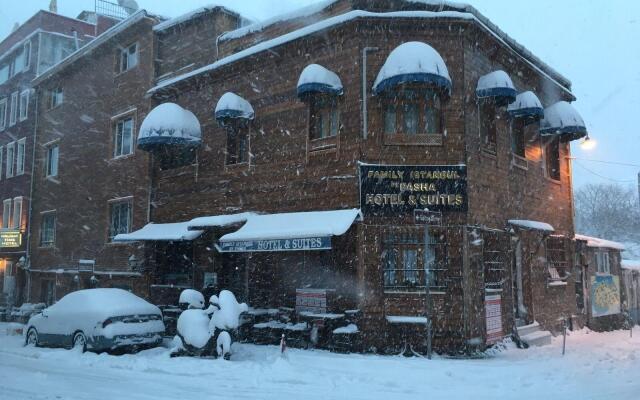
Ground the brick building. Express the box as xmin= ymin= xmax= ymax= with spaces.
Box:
xmin=21 ymin=0 xmax=610 ymax=354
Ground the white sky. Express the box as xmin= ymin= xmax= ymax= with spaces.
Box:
xmin=1 ymin=0 xmax=638 ymax=190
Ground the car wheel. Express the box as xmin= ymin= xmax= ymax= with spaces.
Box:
xmin=25 ymin=328 xmax=38 ymax=347
xmin=72 ymin=332 xmax=87 ymax=352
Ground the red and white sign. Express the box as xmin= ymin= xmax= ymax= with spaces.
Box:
xmin=485 ymin=294 xmax=503 ymax=344
xmin=296 ymin=289 xmax=330 ymax=313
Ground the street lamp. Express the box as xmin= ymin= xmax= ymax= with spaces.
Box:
xmin=579 ymin=135 xmax=596 ymax=151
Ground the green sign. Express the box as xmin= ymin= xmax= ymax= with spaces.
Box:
xmin=0 ymin=230 xmax=22 ymax=248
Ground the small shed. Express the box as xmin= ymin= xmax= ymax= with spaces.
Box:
xmin=621 ymin=259 xmax=640 ymax=324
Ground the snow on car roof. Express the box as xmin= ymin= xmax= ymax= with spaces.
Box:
xmin=52 ymin=289 xmax=160 ymax=320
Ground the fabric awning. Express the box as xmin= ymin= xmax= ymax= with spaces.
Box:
xmin=539 ymin=101 xmax=587 ymax=141
xmin=476 ymin=70 xmax=517 ymax=104
xmin=187 ymin=212 xmax=255 ymax=230
xmin=507 ymin=91 xmax=544 ymax=119
xmin=114 ymin=222 xmax=203 ymax=242
xmin=373 ymin=41 xmax=452 ymax=95
xmin=297 ymin=64 xmax=343 ymax=98
xmin=137 ymin=103 xmax=202 ymax=151
xmin=508 ymin=219 xmax=554 ymax=232
xmin=217 ymin=209 xmax=362 ymax=252
xmin=214 ymin=92 xmax=255 ymax=121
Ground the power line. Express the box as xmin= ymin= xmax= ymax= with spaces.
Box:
xmin=570 ymin=157 xmax=640 ymax=168
xmin=573 ymin=161 xmax=637 ymax=183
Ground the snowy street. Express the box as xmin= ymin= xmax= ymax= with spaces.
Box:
xmin=1 ymin=323 xmax=638 ymax=400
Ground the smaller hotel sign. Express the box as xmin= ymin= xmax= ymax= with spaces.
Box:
xmin=0 ymin=230 xmax=22 ymax=248
xmin=218 ymin=236 xmax=332 ymax=253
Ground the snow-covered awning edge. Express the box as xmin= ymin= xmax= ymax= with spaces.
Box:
xmin=214 ymin=92 xmax=255 ymax=121
xmin=187 ymin=212 xmax=257 ymax=231
xmin=507 ymin=91 xmax=544 ymax=119
xmin=475 ymin=70 xmax=517 ymax=103
xmin=148 ymin=10 xmax=573 ymax=99
xmin=297 ymin=64 xmax=344 ymax=98
xmin=508 ymin=219 xmax=555 ymax=232
xmin=539 ymin=101 xmax=587 ymax=142
xmin=114 ymin=222 xmax=204 ymax=242
xmin=622 ymin=259 xmax=640 ymax=271
xmin=575 ymin=234 xmax=625 ymax=251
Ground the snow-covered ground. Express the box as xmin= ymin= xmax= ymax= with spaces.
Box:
xmin=1 ymin=322 xmax=639 ymax=400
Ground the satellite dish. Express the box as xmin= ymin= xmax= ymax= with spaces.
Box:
xmin=117 ymin=0 xmax=139 ymax=15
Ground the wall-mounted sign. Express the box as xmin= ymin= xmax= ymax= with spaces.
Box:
xmin=217 ymin=236 xmax=331 ymax=253
xmin=0 ymin=230 xmax=22 ymax=248
xmin=359 ymin=164 xmax=467 ymax=215
xmin=485 ymin=294 xmax=503 ymax=345
xmin=590 ymin=275 xmax=621 ymax=317
xmin=414 ymin=210 xmax=443 ymax=225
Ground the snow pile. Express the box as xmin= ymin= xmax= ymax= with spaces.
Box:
xmin=214 ymin=92 xmax=255 ymax=121
xmin=508 ymin=220 xmax=555 ymax=232
xmin=219 ymin=209 xmax=362 ymax=242
xmin=297 ymin=64 xmax=344 ymax=96
xmin=187 ymin=212 xmax=255 ymax=230
xmin=210 ymin=290 xmax=248 ymax=331
xmin=176 ymin=309 xmax=211 ymax=348
xmin=102 ymin=320 xmax=165 ymax=340
xmin=507 ymin=90 xmax=544 ymax=117
xmin=575 ymin=234 xmax=625 ymax=251
xmin=540 ymin=101 xmax=587 ymax=137
xmin=333 ymin=324 xmax=359 ymax=334
xmin=621 ymin=259 xmax=640 ymax=271
xmin=373 ymin=41 xmax=452 ymax=94
xmin=114 ymin=222 xmax=203 ymax=242
xmin=475 ymin=70 xmax=516 ymax=98
xmin=138 ymin=103 xmax=201 ymax=148
xmin=216 ymin=331 xmax=232 ymax=356
xmin=386 ymin=316 xmax=429 ymax=324
xmin=179 ymin=289 xmax=205 ymax=309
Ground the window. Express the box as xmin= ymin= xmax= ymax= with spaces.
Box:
xmin=0 ymin=98 xmax=7 ymax=130
xmin=23 ymin=41 xmax=31 ymax=72
xmin=40 ymin=212 xmax=56 ymax=247
xmin=309 ymin=96 xmax=339 ymax=140
xmin=114 ymin=117 xmax=134 ymax=157
xmin=119 ymin=43 xmax=138 ymax=73
xmin=546 ymin=237 xmax=569 ymax=282
xmin=383 ymin=228 xmax=447 ymax=291
xmin=596 ymin=251 xmax=611 ymax=274
xmin=45 ymin=143 xmax=59 ymax=177
xmin=2 ymin=199 xmax=11 ymax=228
xmin=511 ymin=119 xmax=526 ymax=158
xmin=545 ymin=138 xmax=561 ymax=181
xmin=16 ymin=138 xmax=25 ymax=175
xmin=12 ymin=197 xmax=22 ymax=230
xmin=5 ymin=142 xmax=14 ymax=178
xmin=49 ymin=88 xmax=63 ymax=109
xmin=479 ymin=100 xmax=497 ymax=152
xmin=0 ymin=146 xmax=4 ymax=178
xmin=0 ymin=64 xmax=8 ymax=84
xmin=13 ymin=48 xmax=25 ymax=75
xmin=109 ymin=199 xmax=132 ymax=241
xmin=158 ymin=146 xmax=197 ymax=170
xmin=19 ymin=90 xmax=29 ymax=121
xmin=384 ymin=89 xmax=442 ymax=138
xmin=9 ymin=92 xmax=18 ymax=126
xmin=225 ymin=125 xmax=249 ymax=165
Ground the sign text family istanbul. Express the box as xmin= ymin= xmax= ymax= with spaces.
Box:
xmin=359 ymin=164 xmax=467 ymax=215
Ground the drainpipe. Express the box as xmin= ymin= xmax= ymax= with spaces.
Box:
xmin=25 ymin=88 xmax=40 ymax=302
xmin=72 ymin=29 xmax=79 ymax=50
xmin=361 ymin=47 xmax=379 ymax=140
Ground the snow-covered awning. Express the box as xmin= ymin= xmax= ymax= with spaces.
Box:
xmin=507 ymin=91 xmax=544 ymax=120
xmin=508 ymin=219 xmax=555 ymax=232
xmin=214 ymin=92 xmax=255 ymax=122
xmin=373 ymin=41 xmax=452 ymax=95
xmin=217 ymin=209 xmax=362 ymax=252
xmin=539 ymin=101 xmax=587 ymax=141
xmin=114 ymin=222 xmax=203 ymax=242
xmin=187 ymin=212 xmax=256 ymax=231
xmin=297 ymin=64 xmax=344 ymax=98
xmin=575 ymin=234 xmax=625 ymax=251
xmin=137 ymin=103 xmax=202 ymax=151
xmin=476 ymin=70 xmax=517 ymax=104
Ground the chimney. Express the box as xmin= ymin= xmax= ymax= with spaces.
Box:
xmin=49 ymin=0 xmax=58 ymax=13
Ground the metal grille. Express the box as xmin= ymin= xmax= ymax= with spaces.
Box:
xmin=95 ymin=0 xmax=136 ymax=20
xmin=546 ymin=237 xmax=569 ymax=281
xmin=482 ymin=231 xmax=509 ymax=291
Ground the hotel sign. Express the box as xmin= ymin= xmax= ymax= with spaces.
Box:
xmin=359 ymin=164 xmax=467 ymax=215
xmin=217 ymin=236 xmax=332 ymax=253
xmin=0 ymin=230 xmax=22 ymax=248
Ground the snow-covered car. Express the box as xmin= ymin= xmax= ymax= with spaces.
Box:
xmin=24 ymin=288 xmax=165 ymax=352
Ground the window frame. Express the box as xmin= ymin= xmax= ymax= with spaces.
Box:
xmin=545 ymin=137 xmax=561 ymax=181
xmin=40 ymin=211 xmax=56 ymax=247
xmin=224 ymin=123 xmax=250 ymax=166
xmin=108 ymin=198 xmax=133 ymax=242
xmin=23 ymin=40 xmax=31 ymax=72
xmin=16 ymin=138 xmax=26 ymax=176
xmin=118 ymin=43 xmax=138 ymax=74
xmin=2 ymin=199 xmax=11 ymax=229
xmin=19 ymin=90 xmax=29 ymax=121
xmin=0 ymin=146 xmax=4 ymax=179
xmin=9 ymin=92 xmax=18 ymax=126
xmin=113 ymin=116 xmax=135 ymax=158
xmin=12 ymin=196 xmax=22 ymax=230
xmin=382 ymin=87 xmax=444 ymax=146
xmin=5 ymin=141 xmax=15 ymax=178
xmin=44 ymin=142 xmax=59 ymax=178
xmin=595 ymin=251 xmax=611 ymax=274
xmin=0 ymin=98 xmax=7 ymax=130
xmin=309 ymin=95 xmax=340 ymax=141
xmin=478 ymin=99 xmax=498 ymax=153
xmin=49 ymin=88 xmax=63 ymax=110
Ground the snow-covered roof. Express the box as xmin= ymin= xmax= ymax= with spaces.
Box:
xmin=297 ymin=64 xmax=344 ymax=98
xmin=138 ymin=103 xmax=201 ymax=151
xmin=219 ymin=209 xmax=362 ymax=242
xmin=475 ymin=70 xmax=516 ymax=102
xmin=114 ymin=222 xmax=203 ymax=242
xmin=153 ymin=5 xmax=240 ymax=32
xmin=373 ymin=41 xmax=452 ymax=95
xmin=507 ymin=91 xmax=544 ymax=119
xmin=188 ymin=212 xmax=256 ymax=230
xmin=214 ymin=92 xmax=255 ymax=121
xmin=575 ymin=234 xmax=625 ymax=251
xmin=622 ymin=259 xmax=640 ymax=271
xmin=33 ymin=10 xmax=154 ymax=85
xmin=508 ymin=219 xmax=555 ymax=232
xmin=539 ymin=101 xmax=587 ymax=141
xmin=148 ymin=10 xmax=573 ymax=98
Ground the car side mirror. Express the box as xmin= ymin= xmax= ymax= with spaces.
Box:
xmin=41 ymin=310 xmax=48 ymax=318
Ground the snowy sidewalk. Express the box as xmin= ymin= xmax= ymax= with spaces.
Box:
xmin=0 ymin=323 xmax=639 ymax=400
